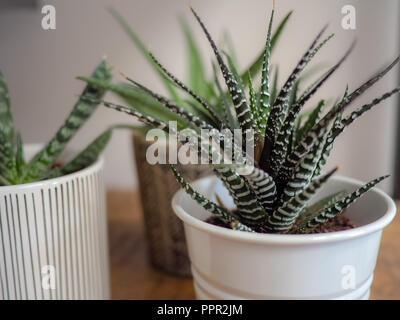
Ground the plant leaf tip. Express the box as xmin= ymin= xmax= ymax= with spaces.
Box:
xmin=118 ymin=70 xmax=127 ymax=79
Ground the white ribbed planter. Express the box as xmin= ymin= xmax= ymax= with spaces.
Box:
xmin=0 ymin=145 xmax=109 ymax=300
xmin=172 ymin=175 xmax=396 ymax=300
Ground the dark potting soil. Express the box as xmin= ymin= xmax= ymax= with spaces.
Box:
xmin=205 ymin=212 xmax=356 ymax=234
xmin=307 ymin=213 xmax=356 ymax=233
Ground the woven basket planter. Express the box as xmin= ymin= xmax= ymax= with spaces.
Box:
xmin=133 ymin=133 xmax=210 ymax=277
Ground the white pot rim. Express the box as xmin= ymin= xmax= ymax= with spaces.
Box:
xmin=172 ymin=175 xmax=396 ymax=246
xmin=0 ymin=143 xmax=104 ymax=192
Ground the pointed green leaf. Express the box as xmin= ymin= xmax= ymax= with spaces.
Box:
xmin=171 ymin=165 xmax=254 ymax=232
xmin=260 ymin=30 xmax=333 ymax=170
xmin=0 ymin=70 xmax=14 ymax=144
xmin=240 ymin=11 xmax=293 ymax=87
xmin=265 ymin=167 xmax=337 ymax=232
xmin=191 ymin=8 xmax=253 ymax=131
xmin=236 ymin=165 xmax=276 ymax=213
xmin=15 ymin=132 xmax=26 ymax=178
xmin=24 ymin=60 xmax=112 ymax=183
xmin=214 ymin=166 xmax=267 ymax=227
xmin=258 ymin=10 xmax=274 ymax=130
xmin=122 ymin=75 xmax=215 ymax=130
xmin=297 ymin=175 xmax=390 ymax=233
xmin=148 ymin=52 xmax=223 ymax=124
xmin=108 ymin=7 xmax=181 ymax=103
xmin=290 ymin=190 xmax=346 ymax=233
xmin=60 ymin=129 xmax=112 ymax=176
xmin=180 ymin=16 xmax=215 ymax=99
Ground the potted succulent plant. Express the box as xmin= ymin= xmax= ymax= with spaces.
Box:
xmin=80 ymin=5 xmax=398 ymax=300
xmin=0 ymin=60 xmax=116 ymax=300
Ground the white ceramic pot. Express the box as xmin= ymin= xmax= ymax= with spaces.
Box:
xmin=0 ymin=145 xmax=109 ymax=300
xmin=172 ymin=175 xmax=396 ymax=300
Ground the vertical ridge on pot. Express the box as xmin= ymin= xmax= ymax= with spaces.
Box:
xmin=0 ymin=155 xmax=109 ymax=300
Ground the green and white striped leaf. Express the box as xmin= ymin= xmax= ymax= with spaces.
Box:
xmin=280 ymin=129 xmax=328 ymax=203
xmin=276 ymin=45 xmax=395 ymax=189
xmin=214 ymin=166 xmax=267 ymax=226
xmin=24 ymin=60 xmax=112 ymax=183
xmin=122 ymin=75 xmax=214 ymax=131
xmin=0 ymin=131 xmax=16 ymax=183
xmin=170 ymin=165 xmax=254 ymax=232
xmin=60 ymin=128 xmax=112 ymax=176
xmin=296 ymin=175 xmax=389 ymax=233
xmin=0 ymin=71 xmax=16 ymax=181
xmin=212 ymin=62 xmax=238 ymax=130
xmin=248 ymin=73 xmax=261 ymax=136
xmin=267 ymin=45 xmax=350 ymax=178
xmin=240 ymin=11 xmax=293 ymax=87
xmin=296 ymin=100 xmax=326 ymax=143
xmin=257 ymin=9 xmax=274 ymax=130
xmin=180 ymin=16 xmax=215 ymax=99
xmin=78 ymin=77 xmax=187 ymax=126
xmin=264 ymin=167 xmax=337 ymax=232
xmin=260 ymin=29 xmax=333 ymax=170
xmin=148 ymin=52 xmax=223 ymax=124
xmin=191 ymin=7 xmax=253 ymax=131
xmin=15 ymin=132 xmax=26 ymax=178
xmin=314 ymin=88 xmax=400 ymax=177
xmin=290 ymin=190 xmax=346 ymax=233
xmin=0 ymin=70 xmax=14 ymax=144
xmin=235 ymin=165 xmax=276 ymax=213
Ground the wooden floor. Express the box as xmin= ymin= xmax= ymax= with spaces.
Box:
xmin=107 ymin=189 xmax=400 ymax=300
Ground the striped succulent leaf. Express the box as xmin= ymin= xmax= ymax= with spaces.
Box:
xmin=78 ymin=76 xmax=188 ymax=127
xmin=101 ymin=100 xmax=249 ymax=169
xmin=295 ymin=100 xmax=325 ymax=144
xmin=264 ymin=167 xmax=337 ymax=232
xmin=191 ymin=7 xmax=253 ymax=131
xmin=212 ymin=62 xmax=239 ymax=130
xmin=267 ymin=45 xmax=352 ymax=178
xmin=24 ymin=60 xmax=112 ymax=183
xmin=257 ymin=9 xmax=274 ymax=130
xmin=240 ymin=11 xmax=293 ymax=87
xmin=280 ymin=130 xmax=327 ymax=205
xmin=0 ymin=71 xmax=16 ymax=182
xmin=313 ymin=112 xmax=343 ymax=178
xmin=0 ymin=70 xmax=14 ymax=145
xmin=259 ymin=29 xmax=333 ymax=170
xmin=170 ymin=165 xmax=254 ymax=232
xmin=15 ymin=132 xmax=26 ymax=178
xmin=315 ymin=87 xmax=400 ymax=177
xmin=96 ymin=7 xmax=399 ymax=235
xmin=214 ymin=166 xmax=267 ymax=226
xmin=0 ymin=133 xmax=16 ymax=184
xmin=290 ymin=190 xmax=346 ymax=233
xmin=235 ymin=165 xmax=276 ymax=213
xmin=60 ymin=128 xmax=112 ymax=176
xmin=270 ymin=67 xmax=279 ymax=107
xmin=121 ymin=74 xmax=215 ymax=131
xmin=248 ymin=74 xmax=261 ymax=136
xmin=148 ymin=52 xmax=223 ymax=124
xmin=180 ymin=17 xmax=215 ymax=100
xmin=296 ymin=175 xmax=389 ymax=233
xmin=276 ymin=45 xmax=396 ymax=188
xmin=331 ymin=87 xmax=400 ymax=142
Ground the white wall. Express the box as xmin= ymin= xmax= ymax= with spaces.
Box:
xmin=0 ymin=0 xmax=398 ymax=193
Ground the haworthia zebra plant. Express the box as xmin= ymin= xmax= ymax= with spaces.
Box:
xmin=0 ymin=60 xmax=121 ymax=186
xmin=81 ymin=7 xmax=399 ymax=234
